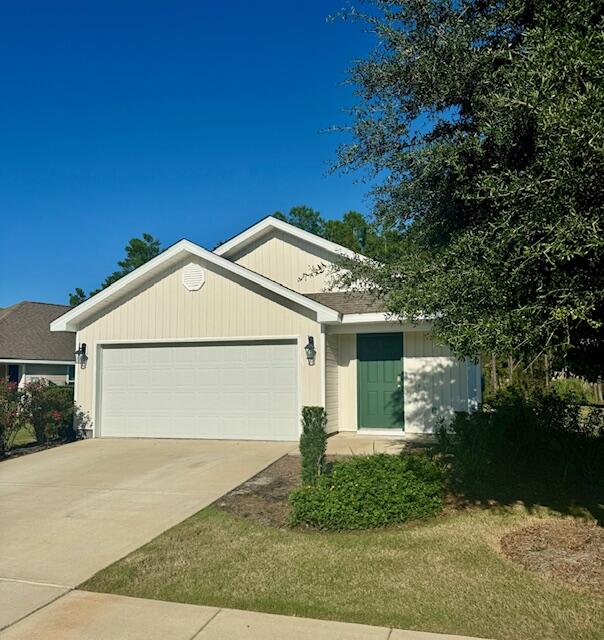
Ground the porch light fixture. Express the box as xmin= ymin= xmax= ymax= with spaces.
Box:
xmin=304 ymin=336 xmax=316 ymax=366
xmin=75 ymin=343 xmax=87 ymax=367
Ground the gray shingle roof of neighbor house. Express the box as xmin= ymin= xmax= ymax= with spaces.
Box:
xmin=304 ymin=292 xmax=388 ymax=315
xmin=0 ymin=301 xmax=76 ymax=361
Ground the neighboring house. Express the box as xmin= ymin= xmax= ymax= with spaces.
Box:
xmin=51 ymin=216 xmax=481 ymax=440
xmin=0 ymin=301 xmax=76 ymax=387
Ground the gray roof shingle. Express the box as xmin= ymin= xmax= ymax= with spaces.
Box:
xmin=0 ymin=302 xmax=75 ymax=361
xmin=304 ymin=291 xmax=387 ymax=315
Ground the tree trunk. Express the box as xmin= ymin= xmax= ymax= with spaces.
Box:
xmin=490 ymin=353 xmax=497 ymax=393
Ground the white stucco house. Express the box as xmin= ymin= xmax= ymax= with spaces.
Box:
xmin=51 ymin=216 xmax=481 ymax=440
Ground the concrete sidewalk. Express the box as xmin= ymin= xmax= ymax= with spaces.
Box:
xmin=0 ymin=590 xmax=486 ymax=640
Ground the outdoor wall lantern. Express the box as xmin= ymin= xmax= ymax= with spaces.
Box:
xmin=304 ymin=336 xmax=316 ymax=366
xmin=75 ymin=343 xmax=87 ymax=368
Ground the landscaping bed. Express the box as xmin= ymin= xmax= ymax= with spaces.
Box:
xmin=501 ymin=520 xmax=604 ymax=593
xmin=215 ymin=454 xmax=303 ymax=528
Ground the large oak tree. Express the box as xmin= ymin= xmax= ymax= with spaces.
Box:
xmin=336 ymin=0 xmax=603 ymax=379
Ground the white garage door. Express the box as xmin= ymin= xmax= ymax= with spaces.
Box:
xmin=99 ymin=341 xmax=298 ymax=440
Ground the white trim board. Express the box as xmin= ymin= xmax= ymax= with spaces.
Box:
xmin=213 ymin=216 xmax=368 ymax=262
xmin=0 ymin=359 xmax=75 ymax=365
xmin=50 ymin=239 xmax=340 ymax=332
xmin=92 ymin=336 xmax=302 ymax=440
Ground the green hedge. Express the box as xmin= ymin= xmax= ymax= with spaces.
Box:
xmin=437 ymin=388 xmax=604 ymax=486
xmin=289 ymin=453 xmax=444 ymax=530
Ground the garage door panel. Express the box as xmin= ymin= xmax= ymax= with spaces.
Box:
xmin=100 ymin=342 xmax=298 ymax=440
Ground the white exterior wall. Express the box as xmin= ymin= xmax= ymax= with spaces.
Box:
xmin=230 ymin=229 xmax=344 ymax=293
xmin=333 ymin=330 xmax=480 ymax=434
xmin=403 ymin=332 xmax=479 ymax=433
xmin=336 ymin=334 xmax=358 ymax=432
xmin=75 ymin=256 xmax=323 ymax=435
xmin=324 ymin=334 xmax=339 ymax=433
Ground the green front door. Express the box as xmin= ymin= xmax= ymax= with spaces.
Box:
xmin=357 ymin=333 xmax=404 ymax=429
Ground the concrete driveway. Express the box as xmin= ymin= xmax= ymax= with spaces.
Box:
xmin=0 ymin=438 xmax=292 ymax=631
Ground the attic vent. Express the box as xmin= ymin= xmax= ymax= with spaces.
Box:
xmin=182 ymin=262 xmax=206 ymax=291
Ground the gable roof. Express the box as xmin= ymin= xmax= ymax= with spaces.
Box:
xmin=50 ymin=239 xmax=341 ymax=332
xmin=0 ymin=302 xmax=75 ymax=362
xmin=213 ymin=216 xmax=365 ymax=261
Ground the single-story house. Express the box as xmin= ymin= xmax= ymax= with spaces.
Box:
xmin=51 ymin=216 xmax=481 ymax=440
xmin=0 ymin=301 xmax=76 ymax=387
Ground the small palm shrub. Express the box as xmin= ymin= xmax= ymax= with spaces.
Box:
xmin=299 ymin=406 xmax=327 ymax=485
xmin=290 ymin=453 xmax=444 ymax=530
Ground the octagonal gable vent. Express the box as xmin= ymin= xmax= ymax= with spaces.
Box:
xmin=182 ymin=262 xmax=206 ymax=291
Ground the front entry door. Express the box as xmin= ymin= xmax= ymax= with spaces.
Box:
xmin=357 ymin=333 xmax=404 ymax=429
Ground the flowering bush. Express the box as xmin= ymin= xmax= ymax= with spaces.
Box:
xmin=20 ymin=381 xmax=74 ymax=444
xmin=0 ymin=379 xmax=21 ymax=455
xmin=0 ymin=378 xmax=76 ymax=454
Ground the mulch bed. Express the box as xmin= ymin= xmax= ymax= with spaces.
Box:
xmin=1 ymin=439 xmax=66 ymax=461
xmin=215 ymin=454 xmax=302 ymax=528
xmin=501 ymin=520 xmax=604 ymax=592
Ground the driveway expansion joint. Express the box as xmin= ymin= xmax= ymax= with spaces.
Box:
xmin=190 ymin=608 xmax=222 ymax=639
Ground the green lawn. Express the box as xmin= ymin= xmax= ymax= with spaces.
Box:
xmin=81 ymin=505 xmax=604 ymax=640
xmin=10 ymin=425 xmax=36 ymax=448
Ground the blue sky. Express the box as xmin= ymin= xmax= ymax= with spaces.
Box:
xmin=0 ymin=1 xmax=373 ymax=307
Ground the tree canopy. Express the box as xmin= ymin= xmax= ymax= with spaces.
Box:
xmin=69 ymin=233 xmax=161 ymax=306
xmin=336 ymin=0 xmax=603 ymax=380
xmin=273 ymin=205 xmax=399 ymax=258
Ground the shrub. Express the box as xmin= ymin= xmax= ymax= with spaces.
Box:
xmin=438 ymin=388 xmax=604 ymax=486
xmin=20 ymin=382 xmax=74 ymax=444
xmin=290 ymin=453 xmax=444 ymax=530
xmin=299 ymin=406 xmax=327 ymax=486
xmin=551 ymin=377 xmax=594 ymax=405
xmin=43 ymin=386 xmax=76 ymax=441
xmin=0 ymin=379 xmax=21 ymax=455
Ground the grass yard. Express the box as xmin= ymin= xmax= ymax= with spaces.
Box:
xmin=10 ymin=425 xmax=36 ymax=448
xmin=82 ymin=460 xmax=604 ymax=640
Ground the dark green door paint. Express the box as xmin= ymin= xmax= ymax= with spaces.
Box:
xmin=357 ymin=333 xmax=404 ymax=429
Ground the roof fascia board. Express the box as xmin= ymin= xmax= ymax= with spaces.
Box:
xmin=51 ymin=240 xmax=339 ymax=332
xmin=213 ymin=216 xmax=367 ymax=262
xmin=337 ymin=313 xmax=431 ymax=324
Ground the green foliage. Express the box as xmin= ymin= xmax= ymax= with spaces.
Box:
xmin=299 ymin=406 xmax=327 ymax=486
xmin=289 ymin=453 xmax=443 ymax=530
xmin=337 ymin=0 xmax=604 ymax=380
xmin=0 ymin=379 xmax=22 ymax=455
xmin=20 ymin=382 xmax=75 ymax=444
xmin=438 ymin=389 xmax=604 ymax=486
xmin=551 ymin=378 xmax=595 ymax=405
xmin=272 ymin=206 xmax=401 ymax=259
xmin=0 ymin=380 xmax=76 ymax=453
xmin=274 ymin=206 xmax=325 ymax=236
xmin=69 ymin=233 xmax=161 ymax=305
xmin=43 ymin=386 xmax=77 ymax=440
